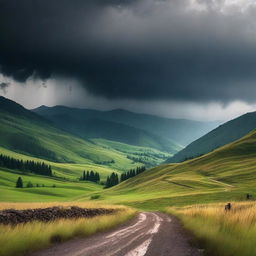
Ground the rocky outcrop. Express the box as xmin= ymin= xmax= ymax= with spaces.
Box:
xmin=0 ymin=206 xmax=116 ymax=225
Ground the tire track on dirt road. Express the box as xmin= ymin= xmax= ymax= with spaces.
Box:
xmin=32 ymin=212 xmax=202 ymax=256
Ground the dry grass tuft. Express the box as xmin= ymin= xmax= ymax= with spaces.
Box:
xmin=167 ymin=201 xmax=256 ymax=256
xmin=0 ymin=201 xmax=126 ymax=210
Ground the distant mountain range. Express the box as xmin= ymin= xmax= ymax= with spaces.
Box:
xmin=167 ymin=111 xmax=256 ymax=163
xmin=33 ymin=105 xmax=220 ymax=152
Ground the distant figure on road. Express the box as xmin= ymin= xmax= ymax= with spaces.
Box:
xmin=225 ymin=203 xmax=231 ymax=211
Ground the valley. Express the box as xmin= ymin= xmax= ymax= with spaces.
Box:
xmin=1 ymin=96 xmax=256 ymax=256
xmin=2 ymin=2 xmax=256 ymax=255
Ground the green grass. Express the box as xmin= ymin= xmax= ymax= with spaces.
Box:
xmin=92 ymin=138 xmax=172 ymax=167
xmin=0 ymin=167 xmax=102 ymax=202
xmin=0 ymin=111 xmax=138 ymax=167
xmin=3 ymin=100 xmax=256 ymax=212
xmin=0 ymin=107 xmax=171 ymax=176
xmin=84 ymin=129 xmax=256 ymax=210
xmin=0 ymin=97 xmax=174 ymax=202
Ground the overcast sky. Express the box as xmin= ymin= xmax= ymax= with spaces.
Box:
xmin=1 ymin=0 xmax=256 ymax=121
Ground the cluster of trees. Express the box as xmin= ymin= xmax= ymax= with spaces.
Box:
xmin=15 ymin=177 xmax=56 ymax=188
xmin=105 ymin=166 xmax=146 ymax=189
xmin=126 ymin=155 xmax=150 ymax=165
xmin=80 ymin=171 xmax=100 ymax=183
xmin=95 ymin=159 xmax=115 ymax=165
xmin=105 ymin=172 xmax=119 ymax=188
xmin=0 ymin=154 xmax=52 ymax=176
xmin=120 ymin=166 xmax=146 ymax=182
xmin=133 ymin=152 xmax=167 ymax=159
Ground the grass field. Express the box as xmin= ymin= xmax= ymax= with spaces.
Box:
xmin=0 ymin=139 xmax=171 ymax=202
xmin=167 ymin=201 xmax=256 ymax=256
xmin=0 ymin=167 xmax=103 ymax=202
xmin=0 ymin=106 xmax=170 ymax=178
xmin=83 ymin=130 xmax=256 ymax=210
xmin=2 ymin=97 xmax=256 ymax=256
xmin=0 ymin=97 xmax=173 ymax=202
xmin=4 ymin=129 xmax=256 ymax=208
xmin=0 ymin=111 xmax=144 ymax=172
xmin=0 ymin=203 xmax=136 ymax=256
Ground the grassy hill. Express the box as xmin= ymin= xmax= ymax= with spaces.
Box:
xmin=34 ymin=105 xmax=219 ymax=148
xmin=167 ymin=111 xmax=256 ymax=163
xmin=0 ymin=166 xmax=101 ymax=202
xmin=0 ymin=96 xmax=173 ymax=167
xmin=0 ymin=96 xmax=175 ymax=201
xmin=91 ymin=129 xmax=256 ymax=210
xmin=33 ymin=106 xmax=181 ymax=153
xmin=0 ymin=97 xmax=130 ymax=165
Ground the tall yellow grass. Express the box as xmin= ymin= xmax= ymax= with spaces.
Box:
xmin=0 ymin=204 xmax=137 ymax=256
xmin=0 ymin=202 xmax=124 ymax=210
xmin=167 ymin=202 xmax=256 ymax=256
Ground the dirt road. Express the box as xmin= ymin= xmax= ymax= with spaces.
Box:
xmin=32 ymin=212 xmax=202 ymax=256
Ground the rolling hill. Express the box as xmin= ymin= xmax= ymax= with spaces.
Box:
xmin=33 ymin=106 xmax=220 ymax=148
xmin=0 ymin=96 xmax=173 ymax=201
xmin=2 ymin=96 xmax=256 ymax=208
xmin=94 ymin=129 xmax=256 ymax=210
xmin=0 ymin=96 xmax=126 ymax=164
xmin=167 ymin=111 xmax=256 ymax=163
xmin=33 ymin=106 xmax=181 ymax=153
xmin=0 ymin=96 xmax=171 ymax=176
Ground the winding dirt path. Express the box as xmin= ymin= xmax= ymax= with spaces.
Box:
xmin=32 ymin=212 xmax=202 ymax=256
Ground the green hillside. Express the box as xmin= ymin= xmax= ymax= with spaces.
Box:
xmin=0 ymin=96 xmax=175 ymax=202
xmin=0 ymin=97 xmax=171 ymax=176
xmin=34 ymin=105 xmax=219 ymax=148
xmin=0 ymin=101 xmax=127 ymax=165
xmin=0 ymin=167 xmax=101 ymax=202
xmin=92 ymin=129 xmax=256 ymax=210
xmin=167 ymin=111 xmax=256 ymax=163
xmin=33 ymin=106 xmax=181 ymax=153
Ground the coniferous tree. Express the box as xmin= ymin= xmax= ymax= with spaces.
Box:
xmin=26 ymin=181 xmax=33 ymax=188
xmin=105 ymin=172 xmax=119 ymax=188
xmin=106 ymin=176 xmax=110 ymax=188
xmin=81 ymin=170 xmax=101 ymax=183
xmin=95 ymin=172 xmax=100 ymax=183
xmin=16 ymin=177 xmax=23 ymax=188
xmin=90 ymin=170 xmax=94 ymax=182
xmin=0 ymin=154 xmax=52 ymax=176
xmin=120 ymin=166 xmax=146 ymax=183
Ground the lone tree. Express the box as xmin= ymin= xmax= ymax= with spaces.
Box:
xmin=16 ymin=177 xmax=23 ymax=188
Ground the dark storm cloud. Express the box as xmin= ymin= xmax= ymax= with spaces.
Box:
xmin=1 ymin=0 xmax=256 ymax=102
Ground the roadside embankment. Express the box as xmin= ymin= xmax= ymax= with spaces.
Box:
xmin=166 ymin=201 xmax=256 ymax=256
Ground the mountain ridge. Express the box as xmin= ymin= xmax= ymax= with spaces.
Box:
xmin=166 ymin=111 xmax=256 ymax=163
xmin=33 ymin=105 xmax=220 ymax=149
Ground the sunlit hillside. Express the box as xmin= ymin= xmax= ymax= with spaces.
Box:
xmin=95 ymin=129 xmax=256 ymax=209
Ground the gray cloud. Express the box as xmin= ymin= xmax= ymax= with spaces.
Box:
xmin=1 ymin=0 xmax=256 ymax=102
xmin=0 ymin=82 xmax=10 ymax=94
xmin=2 ymin=76 xmax=255 ymax=121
